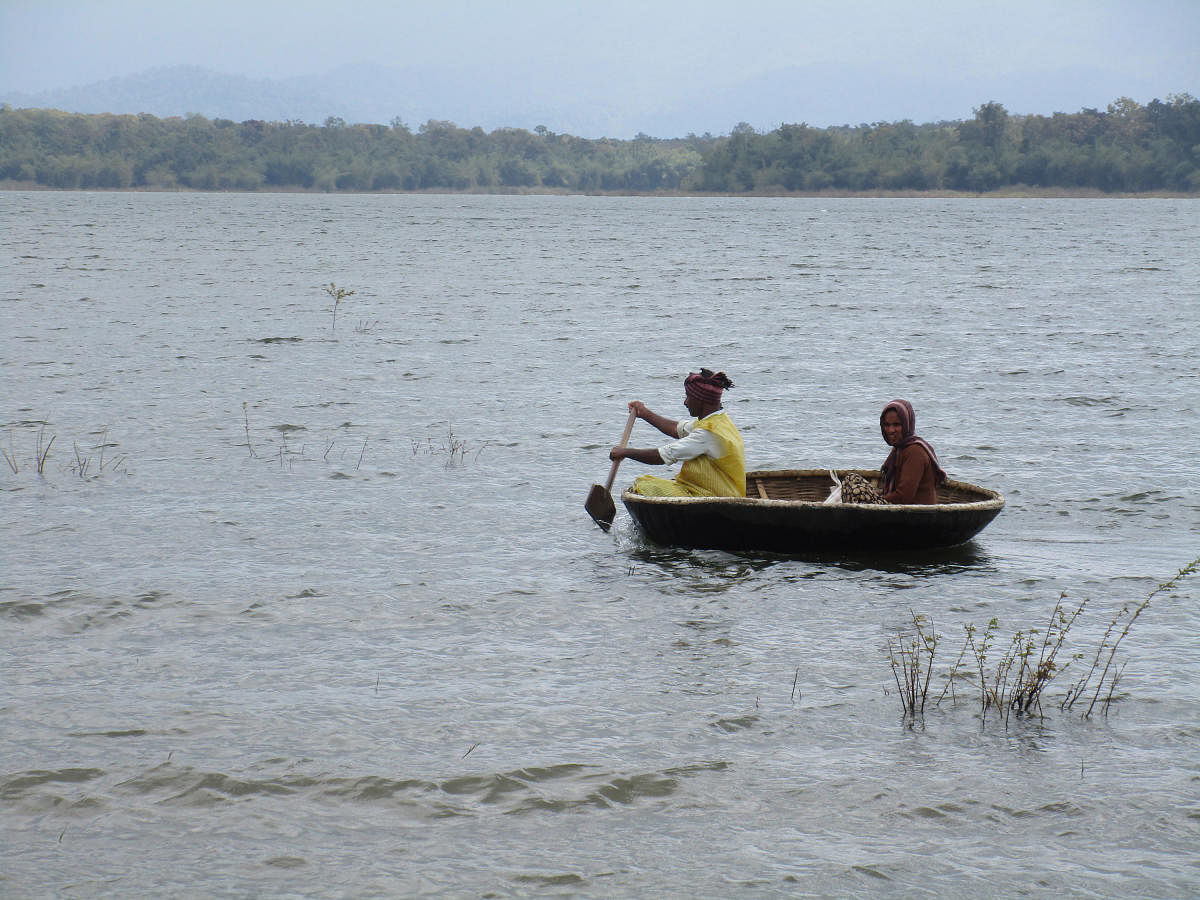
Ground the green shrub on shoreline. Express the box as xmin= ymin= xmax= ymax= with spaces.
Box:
xmin=2 ymin=93 xmax=1196 ymax=195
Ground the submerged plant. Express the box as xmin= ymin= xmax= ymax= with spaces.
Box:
xmin=242 ymin=402 xmax=258 ymax=458
xmin=323 ymin=282 xmax=356 ymax=335
xmin=240 ymin=421 xmax=490 ymax=474
xmin=34 ymin=425 xmax=54 ymax=475
xmin=66 ymin=426 xmax=127 ymax=480
xmin=2 ymin=431 xmax=17 ymax=474
xmin=946 ymin=594 xmax=1087 ymax=726
xmin=71 ymin=441 xmax=91 ymax=478
xmin=2 ymin=422 xmax=129 ymax=481
xmin=889 ymin=556 xmax=1198 ymax=727
xmin=1062 ymin=556 xmax=1199 ymax=718
xmin=410 ymin=426 xmax=492 ymax=467
xmin=886 ymin=610 xmax=938 ymax=720
xmin=1 ymin=423 xmax=59 ymax=476
xmin=353 ymin=319 xmax=381 ymax=334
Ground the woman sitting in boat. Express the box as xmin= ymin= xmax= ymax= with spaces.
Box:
xmin=609 ymin=369 xmax=746 ymax=498
xmin=841 ymin=398 xmax=946 ymax=504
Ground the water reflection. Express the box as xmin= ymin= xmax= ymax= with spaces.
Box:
xmin=625 ymin=535 xmax=996 ymax=577
xmin=808 ymin=541 xmax=998 ymax=575
xmin=623 ymin=542 xmax=784 ymax=591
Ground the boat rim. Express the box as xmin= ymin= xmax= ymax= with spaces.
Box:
xmin=620 ymin=468 xmax=1005 ymax=511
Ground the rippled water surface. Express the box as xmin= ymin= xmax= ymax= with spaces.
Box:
xmin=2 ymin=192 xmax=1199 ymax=897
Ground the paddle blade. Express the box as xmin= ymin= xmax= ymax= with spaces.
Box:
xmin=585 ymin=483 xmax=617 ymax=531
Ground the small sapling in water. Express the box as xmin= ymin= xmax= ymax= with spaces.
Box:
xmin=886 ymin=610 xmax=938 ymax=720
xmin=1062 ymin=556 xmax=1199 ymax=717
xmin=323 ymin=282 xmax=356 ymax=335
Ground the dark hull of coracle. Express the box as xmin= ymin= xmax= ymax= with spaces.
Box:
xmin=622 ymin=469 xmax=1005 ymax=553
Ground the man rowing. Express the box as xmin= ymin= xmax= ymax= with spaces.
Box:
xmin=609 ymin=368 xmax=746 ymax=498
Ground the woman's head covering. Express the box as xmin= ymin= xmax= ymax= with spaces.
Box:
xmin=684 ymin=368 xmax=734 ymax=407
xmin=880 ymin=399 xmax=917 ymax=441
xmin=879 ymin=399 xmax=946 ymax=492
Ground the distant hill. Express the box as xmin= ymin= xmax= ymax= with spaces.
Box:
xmin=0 ymin=62 xmax=1179 ymax=139
xmin=0 ymin=64 xmax=637 ymax=137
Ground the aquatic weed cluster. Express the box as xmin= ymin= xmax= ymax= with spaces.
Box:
xmin=241 ymin=402 xmax=489 ymax=473
xmin=2 ymin=422 xmax=128 ymax=481
xmin=887 ymin=556 xmax=1200 ymax=726
xmin=410 ymin=426 xmax=493 ymax=468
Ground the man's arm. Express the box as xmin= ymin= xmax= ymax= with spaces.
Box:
xmin=611 ymin=429 xmax=719 ymax=466
xmin=609 ymin=446 xmax=665 ymax=464
xmin=629 ymin=401 xmax=680 ymax=439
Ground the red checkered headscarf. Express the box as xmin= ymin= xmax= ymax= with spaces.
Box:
xmin=684 ymin=369 xmax=734 ymax=407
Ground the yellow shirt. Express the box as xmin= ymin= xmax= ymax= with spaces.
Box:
xmin=634 ymin=411 xmax=746 ymax=497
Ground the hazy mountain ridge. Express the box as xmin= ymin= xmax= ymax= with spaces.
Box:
xmin=0 ymin=63 xmax=1180 ymax=139
xmin=0 ymin=64 xmax=635 ymax=137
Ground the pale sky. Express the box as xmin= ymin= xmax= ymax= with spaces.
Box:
xmin=1 ymin=0 xmax=1196 ymax=133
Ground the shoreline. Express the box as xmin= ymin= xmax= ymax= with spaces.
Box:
xmin=1 ymin=180 xmax=1194 ymax=199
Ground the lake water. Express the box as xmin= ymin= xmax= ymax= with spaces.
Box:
xmin=2 ymin=191 xmax=1198 ymax=897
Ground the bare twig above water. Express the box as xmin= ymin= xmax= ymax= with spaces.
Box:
xmin=238 ymin=421 xmax=490 ymax=475
xmin=35 ymin=425 xmax=54 ymax=475
xmin=72 ymin=441 xmax=91 ymax=479
xmin=2 ymin=431 xmax=17 ymax=474
xmin=243 ymin=402 xmax=258 ymax=458
xmin=64 ymin=427 xmax=125 ymax=480
xmin=410 ymin=426 xmax=493 ymax=467
xmin=2 ymin=423 xmax=58 ymax=477
xmin=353 ymin=319 xmax=381 ymax=334
xmin=3 ymin=420 xmax=127 ymax=482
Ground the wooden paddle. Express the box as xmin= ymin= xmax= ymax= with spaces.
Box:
xmin=585 ymin=408 xmax=638 ymax=531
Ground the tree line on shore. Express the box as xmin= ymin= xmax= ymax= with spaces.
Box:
xmin=1 ymin=94 xmax=1197 ymax=194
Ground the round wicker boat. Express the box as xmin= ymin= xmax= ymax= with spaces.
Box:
xmin=621 ymin=469 xmax=1004 ymax=553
